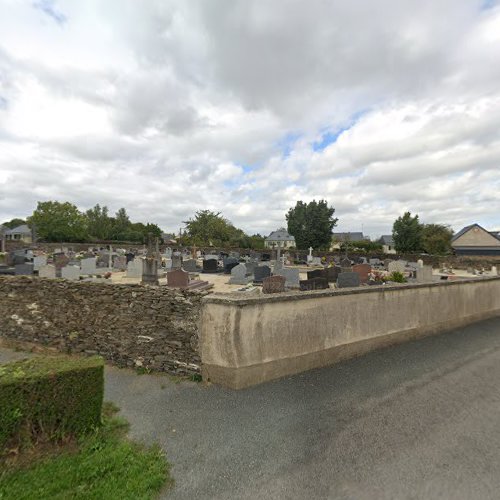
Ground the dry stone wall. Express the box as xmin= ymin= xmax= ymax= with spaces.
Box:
xmin=0 ymin=276 xmax=207 ymax=375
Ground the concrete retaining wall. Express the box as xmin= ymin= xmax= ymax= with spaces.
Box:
xmin=200 ymin=277 xmax=500 ymax=388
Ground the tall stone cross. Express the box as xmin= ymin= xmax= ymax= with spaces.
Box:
xmin=308 ymin=247 xmax=313 ymax=257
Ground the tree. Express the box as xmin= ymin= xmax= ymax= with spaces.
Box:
xmin=392 ymin=212 xmax=423 ymax=253
xmin=85 ymin=204 xmax=113 ymax=241
xmin=286 ymin=200 xmax=338 ymax=250
xmin=28 ymin=201 xmax=88 ymax=242
xmin=422 ymin=224 xmax=453 ymax=255
xmin=183 ymin=210 xmax=235 ymax=246
xmin=1 ymin=218 xmax=26 ymax=229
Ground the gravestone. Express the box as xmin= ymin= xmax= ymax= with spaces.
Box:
xmin=262 ymin=275 xmax=286 ymax=294
xmin=325 ymin=266 xmax=341 ymax=283
xmin=61 ymin=265 xmax=80 ymax=281
xmin=337 ymin=272 xmax=360 ymax=288
xmin=165 ymin=247 xmax=173 ymax=258
xmin=340 ymin=258 xmax=352 ymax=272
xmin=33 ymin=255 xmax=47 ymax=271
xmin=126 ymin=258 xmax=143 ymax=278
xmin=81 ymin=257 xmax=97 ymax=275
xmin=125 ymin=252 xmax=135 ymax=263
xmin=167 ymin=269 xmax=190 ymax=288
xmin=54 ymin=254 xmax=70 ymax=270
xmin=141 ymin=257 xmax=159 ymax=285
xmin=273 ymin=259 xmax=284 ymax=273
xmin=310 ymin=257 xmax=322 ymax=266
xmin=183 ymin=259 xmax=198 ymax=272
xmin=369 ymin=258 xmax=381 ymax=266
xmin=171 ymin=254 xmax=182 ymax=270
xmin=307 ymin=269 xmax=326 ymax=280
xmin=223 ymin=257 xmax=239 ymax=274
xmin=253 ymin=265 xmax=271 ymax=283
xmin=299 ymin=277 xmax=329 ymax=291
xmin=388 ymin=260 xmax=406 ymax=274
xmin=15 ymin=263 xmax=34 ymax=275
xmin=416 ymin=265 xmax=433 ymax=283
xmin=352 ymin=263 xmax=371 ymax=284
xmin=229 ymin=263 xmax=251 ymax=285
xmin=275 ymin=268 xmax=300 ymax=287
xmin=492 ymin=266 xmax=498 ymax=276
xmin=245 ymin=261 xmax=257 ymax=275
xmin=384 ymin=259 xmax=393 ymax=269
xmin=39 ymin=264 xmax=56 ymax=278
xmin=202 ymin=259 xmax=218 ymax=273
xmin=113 ymin=255 xmax=127 ymax=270
xmin=205 ymin=254 xmax=218 ymax=261
xmin=417 ymin=259 xmax=424 ymax=268
xmin=13 ymin=255 xmax=26 ymax=265
xmin=261 ymin=253 xmax=271 ymax=261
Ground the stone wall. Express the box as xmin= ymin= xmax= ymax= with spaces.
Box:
xmin=0 ymin=276 xmax=207 ymax=375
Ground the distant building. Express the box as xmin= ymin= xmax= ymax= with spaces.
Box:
xmin=264 ymin=228 xmax=296 ymax=249
xmin=451 ymin=224 xmax=500 ymax=256
xmin=3 ymin=224 xmax=33 ymax=244
xmin=378 ymin=235 xmax=396 ymax=254
xmin=331 ymin=232 xmax=368 ymax=250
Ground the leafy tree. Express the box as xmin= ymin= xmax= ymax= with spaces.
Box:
xmin=1 ymin=218 xmax=26 ymax=229
xmin=422 ymin=224 xmax=453 ymax=255
xmin=183 ymin=210 xmax=234 ymax=246
xmin=392 ymin=212 xmax=423 ymax=253
xmin=28 ymin=201 xmax=88 ymax=242
xmin=85 ymin=204 xmax=113 ymax=241
xmin=286 ymin=200 xmax=338 ymax=250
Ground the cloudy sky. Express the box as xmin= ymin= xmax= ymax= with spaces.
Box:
xmin=0 ymin=0 xmax=499 ymax=237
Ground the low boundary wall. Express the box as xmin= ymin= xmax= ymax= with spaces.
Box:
xmin=200 ymin=277 xmax=500 ymax=389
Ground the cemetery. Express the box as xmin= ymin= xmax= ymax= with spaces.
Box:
xmin=1 ymin=243 xmax=499 ymax=385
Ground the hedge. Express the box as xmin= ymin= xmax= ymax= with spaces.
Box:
xmin=0 ymin=355 xmax=104 ymax=453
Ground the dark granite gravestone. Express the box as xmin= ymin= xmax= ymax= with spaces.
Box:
xmin=325 ymin=266 xmax=341 ymax=283
xmin=223 ymin=257 xmax=239 ymax=274
xmin=307 ymin=269 xmax=326 ymax=280
xmin=262 ymin=275 xmax=286 ymax=294
xmin=261 ymin=253 xmax=271 ymax=261
xmin=202 ymin=259 xmax=219 ymax=273
xmin=299 ymin=277 xmax=329 ymax=291
xmin=13 ymin=255 xmax=26 ymax=266
xmin=183 ymin=259 xmax=198 ymax=272
xmin=14 ymin=263 xmax=34 ymax=275
xmin=253 ymin=265 xmax=271 ymax=283
xmin=125 ymin=252 xmax=135 ymax=263
xmin=352 ymin=263 xmax=371 ymax=284
xmin=337 ymin=272 xmax=360 ymax=288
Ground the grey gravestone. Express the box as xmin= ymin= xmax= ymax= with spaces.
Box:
xmin=13 ymin=255 xmax=26 ymax=265
xmin=38 ymin=264 xmax=56 ymax=278
xmin=171 ymin=254 xmax=182 ymax=270
xmin=253 ymin=265 xmax=271 ymax=283
xmin=340 ymin=258 xmax=352 ymax=271
xmin=61 ymin=265 xmax=80 ymax=281
xmin=337 ymin=272 xmax=360 ymax=288
xmin=262 ymin=275 xmax=286 ymax=294
xmin=369 ymin=258 xmax=381 ymax=266
xmin=245 ymin=261 xmax=257 ymax=275
xmin=229 ymin=263 xmax=251 ymax=285
xmin=416 ymin=265 xmax=433 ymax=283
xmin=299 ymin=277 xmax=329 ymax=291
xmin=388 ymin=260 xmax=406 ymax=273
xmin=81 ymin=257 xmax=97 ymax=275
xmin=202 ymin=259 xmax=218 ymax=273
xmin=141 ymin=257 xmax=159 ymax=285
xmin=205 ymin=254 xmax=218 ymax=261
xmin=113 ymin=255 xmax=127 ymax=270
xmin=383 ymin=259 xmax=393 ymax=269
xmin=126 ymin=258 xmax=142 ymax=278
xmin=15 ymin=263 xmax=34 ymax=275
xmin=275 ymin=268 xmax=300 ymax=287
xmin=310 ymin=257 xmax=322 ymax=266
xmin=183 ymin=259 xmax=198 ymax=272
xmin=33 ymin=255 xmax=47 ymax=271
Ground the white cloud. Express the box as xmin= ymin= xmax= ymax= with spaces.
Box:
xmin=0 ymin=0 xmax=499 ymax=238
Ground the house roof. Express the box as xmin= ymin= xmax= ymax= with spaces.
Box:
xmin=266 ymin=228 xmax=295 ymax=241
xmin=379 ymin=235 xmax=394 ymax=245
xmin=4 ymin=224 xmax=31 ymax=235
xmin=451 ymin=223 xmax=500 ymax=243
xmin=332 ymin=232 xmax=366 ymax=242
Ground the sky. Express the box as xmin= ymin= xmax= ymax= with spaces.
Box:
xmin=0 ymin=0 xmax=499 ymax=238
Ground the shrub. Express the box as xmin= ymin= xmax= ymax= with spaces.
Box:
xmin=0 ymin=355 xmax=104 ymax=454
xmin=387 ymin=271 xmax=407 ymax=283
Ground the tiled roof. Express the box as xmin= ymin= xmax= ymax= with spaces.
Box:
xmin=4 ymin=224 xmax=31 ymax=235
xmin=266 ymin=228 xmax=295 ymax=241
xmin=332 ymin=232 xmax=366 ymax=242
xmin=379 ymin=235 xmax=394 ymax=245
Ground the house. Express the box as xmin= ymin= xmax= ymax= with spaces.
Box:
xmin=3 ymin=224 xmax=33 ymax=244
xmin=264 ymin=228 xmax=295 ymax=249
xmin=331 ymin=232 xmax=368 ymax=250
xmin=378 ymin=235 xmax=396 ymax=254
xmin=451 ymin=224 xmax=500 ymax=256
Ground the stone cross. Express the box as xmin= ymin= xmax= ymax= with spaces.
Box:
xmin=309 ymin=247 xmax=313 ymax=256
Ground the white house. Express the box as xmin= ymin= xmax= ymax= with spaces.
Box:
xmin=264 ymin=228 xmax=296 ymax=249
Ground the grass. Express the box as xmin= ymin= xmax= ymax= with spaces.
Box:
xmin=0 ymin=402 xmax=172 ymax=500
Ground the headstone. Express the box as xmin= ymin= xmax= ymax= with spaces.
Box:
xmin=325 ymin=266 xmax=341 ymax=283
xmin=299 ymin=277 xmax=329 ymax=291
xmin=384 ymin=259 xmax=393 ymax=270
xmin=417 ymin=259 xmax=424 ymax=268
xmin=61 ymin=265 xmax=80 ymax=281
xmin=337 ymin=272 xmax=360 ymax=288
xmin=253 ymin=265 xmax=271 ymax=283
xmin=261 ymin=253 xmax=271 ymax=261
xmin=205 ymin=254 xmax=218 ymax=261
xmin=39 ymin=264 xmax=56 ymax=278
xmin=141 ymin=257 xmax=159 ymax=285
xmin=388 ymin=260 xmax=406 ymax=274
xmin=167 ymin=269 xmax=190 ymax=288
xmin=15 ymin=263 xmax=34 ymax=275
xmin=113 ymin=255 xmax=127 ymax=271
xmin=53 ymin=253 xmax=70 ymax=270
xmin=81 ymin=257 xmax=97 ymax=275
xmin=262 ymin=275 xmax=286 ymax=294
xmin=340 ymin=257 xmax=352 ymax=272
xmin=223 ymin=257 xmax=239 ymax=274
xmin=183 ymin=259 xmax=198 ymax=272
xmin=416 ymin=266 xmax=433 ymax=283
xmin=13 ymin=255 xmax=26 ymax=265
xmin=202 ymin=259 xmax=218 ymax=273
xmin=229 ymin=263 xmax=251 ymax=285
xmin=126 ymin=258 xmax=143 ymax=278
xmin=125 ymin=252 xmax=135 ymax=263
xmin=369 ymin=258 xmax=381 ymax=266
xmin=307 ymin=269 xmax=326 ymax=280
xmin=352 ymin=263 xmax=371 ymax=284
xmin=245 ymin=261 xmax=257 ymax=275
xmin=275 ymin=268 xmax=300 ymax=287
xmin=171 ymin=254 xmax=182 ymax=270
xmin=273 ymin=259 xmax=284 ymax=273
xmin=492 ymin=266 xmax=498 ymax=276
xmin=33 ymin=255 xmax=47 ymax=271
xmin=310 ymin=257 xmax=322 ymax=266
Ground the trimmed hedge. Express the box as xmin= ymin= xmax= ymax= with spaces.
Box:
xmin=0 ymin=355 xmax=104 ymax=453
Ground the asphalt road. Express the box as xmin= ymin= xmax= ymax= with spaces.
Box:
xmin=3 ymin=316 xmax=500 ymax=499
